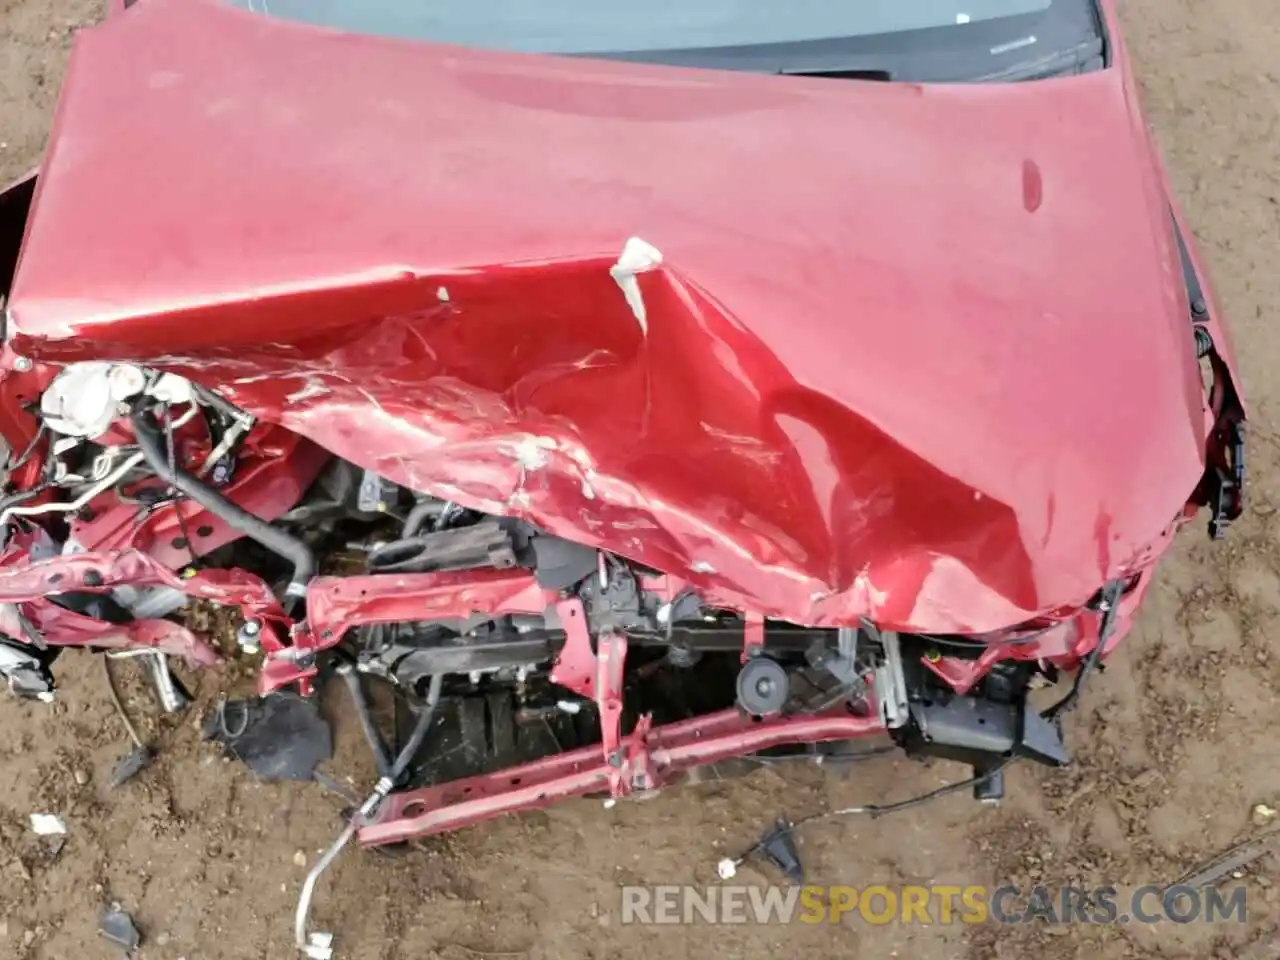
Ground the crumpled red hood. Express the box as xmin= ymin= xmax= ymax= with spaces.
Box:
xmin=6 ymin=0 xmax=1207 ymax=632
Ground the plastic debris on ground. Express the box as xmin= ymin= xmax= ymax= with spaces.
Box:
xmin=756 ymin=818 xmax=805 ymax=884
xmin=202 ymin=692 xmax=333 ymax=781
xmin=28 ymin=813 xmax=66 ymax=836
xmin=99 ymin=903 xmax=142 ymax=953
xmin=109 ymin=744 xmax=155 ymax=788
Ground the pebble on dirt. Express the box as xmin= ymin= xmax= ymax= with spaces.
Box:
xmin=1251 ymin=803 xmax=1277 ymax=827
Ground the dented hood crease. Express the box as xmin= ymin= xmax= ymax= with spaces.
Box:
xmin=7 ymin=0 xmax=1208 ymax=632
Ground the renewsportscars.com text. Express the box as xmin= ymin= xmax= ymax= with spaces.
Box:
xmin=620 ymin=884 xmax=1247 ymax=926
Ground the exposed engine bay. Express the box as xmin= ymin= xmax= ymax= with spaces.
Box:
xmin=3 ymin=360 xmax=1134 ymax=801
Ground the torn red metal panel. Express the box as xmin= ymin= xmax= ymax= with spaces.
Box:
xmin=2 ymin=600 xmax=220 ymax=665
xmin=360 ymin=706 xmax=887 ymax=844
xmin=306 ymin=568 xmax=552 ymax=640
xmin=4 ymin=0 xmax=1218 ymax=634
xmin=0 ymin=548 xmax=285 ymax=617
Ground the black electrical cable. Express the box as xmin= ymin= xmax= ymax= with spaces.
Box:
xmin=130 ymin=404 xmax=316 ymax=607
xmin=729 ymin=582 xmax=1126 ymax=879
xmin=389 ymin=673 xmax=443 ymax=782
xmin=727 ymin=758 xmax=1016 ymax=873
xmin=5 ymin=423 xmax=46 ymax=472
xmin=808 ymin=757 xmax=1013 ymax=825
xmin=745 ymin=743 xmax=897 ymax=767
xmin=337 ymin=664 xmax=393 ymax=779
xmin=1041 ymin=579 xmax=1125 ymax=720
xmin=914 ymin=623 xmax=1060 ymax=650
xmin=162 ymin=407 xmax=201 ymax=569
xmin=861 ymin=758 xmax=1013 ymax=818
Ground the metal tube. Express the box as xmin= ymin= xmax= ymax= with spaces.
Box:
xmin=198 ymin=413 xmax=253 ymax=476
xmin=144 ymin=652 xmax=186 ymax=713
xmin=294 ymin=675 xmax=444 ymax=957
xmin=0 ymin=451 xmax=145 ymax=529
xmin=294 ymin=816 xmax=360 ymax=960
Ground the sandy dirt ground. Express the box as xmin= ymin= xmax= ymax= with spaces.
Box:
xmin=1 ymin=1 xmax=1280 ymax=957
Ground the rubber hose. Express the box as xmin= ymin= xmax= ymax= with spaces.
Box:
xmin=130 ymin=407 xmax=316 ymax=599
xmin=401 ymin=500 xmax=443 ymax=538
xmin=366 ymin=536 xmax=438 ymax=572
xmin=338 ymin=664 xmax=392 ymax=779
xmin=390 ymin=673 xmax=443 ymax=782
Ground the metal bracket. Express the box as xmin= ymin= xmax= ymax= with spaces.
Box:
xmin=872 ymin=631 xmax=909 ymax=729
xmin=742 ymin=611 xmax=765 ymax=662
xmin=550 ymin=598 xmax=636 ymax=796
xmin=1208 ymin=419 xmax=1245 ymax=540
xmin=596 ymin=632 xmax=629 ymax=794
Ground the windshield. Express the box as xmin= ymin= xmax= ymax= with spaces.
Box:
xmin=230 ymin=0 xmax=1051 ymax=54
xmin=225 ymin=0 xmax=1102 ymax=83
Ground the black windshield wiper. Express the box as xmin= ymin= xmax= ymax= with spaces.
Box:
xmin=779 ymin=67 xmax=892 ymax=81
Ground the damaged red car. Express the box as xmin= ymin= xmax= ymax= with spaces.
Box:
xmin=0 ymin=0 xmax=1248 ymax=953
